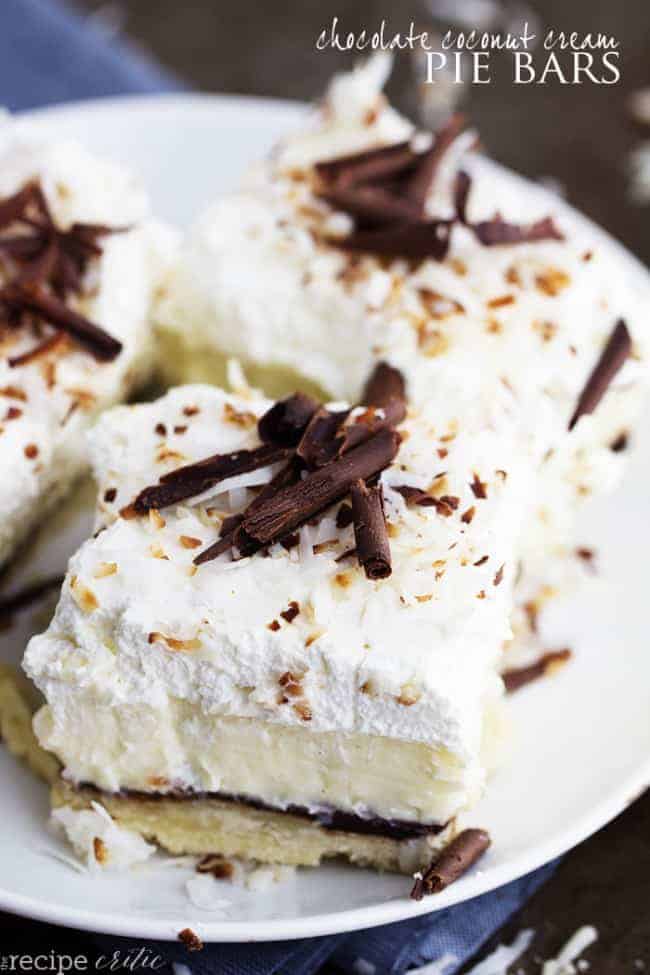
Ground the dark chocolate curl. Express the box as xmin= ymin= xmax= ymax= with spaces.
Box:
xmin=8 ymin=331 xmax=66 ymax=368
xmin=191 ymin=533 xmax=236 ymax=565
xmin=472 ymin=215 xmax=564 ymax=247
xmin=0 ymin=183 xmax=39 ymax=230
xmin=568 ymin=319 xmax=631 ymax=431
xmin=160 ymin=443 xmax=289 ymax=485
xmin=315 ymin=141 xmax=416 ymax=189
xmin=134 ymin=443 xmax=291 ymax=513
xmin=320 ymin=185 xmax=423 ymax=229
xmin=502 ymin=648 xmax=572 ymax=694
xmin=1 ymin=284 xmax=122 ymax=361
xmin=258 ymin=393 xmax=318 ymax=446
xmin=404 ymin=114 xmax=467 ymax=211
xmin=362 ymin=362 xmax=407 ymax=425
xmin=242 ymin=428 xmax=401 ymax=546
xmin=335 ymin=407 xmax=401 ymax=456
xmin=194 ymin=457 xmax=301 ymax=565
xmin=331 ymin=220 xmax=452 ymax=262
xmin=15 ymin=237 xmax=58 ymax=288
xmin=0 ymin=234 xmax=45 ymax=261
xmin=350 ymin=479 xmax=391 ymax=580
xmin=410 ymin=828 xmax=491 ymax=900
xmin=296 ymin=407 xmax=349 ymax=468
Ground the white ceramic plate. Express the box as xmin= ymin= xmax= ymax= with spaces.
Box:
xmin=0 ymin=94 xmax=649 ymax=943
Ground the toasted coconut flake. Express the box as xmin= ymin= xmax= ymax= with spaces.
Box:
xmin=70 ymin=577 xmax=98 ymax=613
xmin=148 ymin=632 xmax=202 ymax=652
xmin=149 ymin=509 xmax=166 ymax=530
xmin=93 ymin=562 xmax=117 ymax=579
xmin=179 ymin=535 xmax=202 ymax=549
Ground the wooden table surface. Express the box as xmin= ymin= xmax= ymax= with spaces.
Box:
xmin=3 ymin=0 xmax=649 ymax=969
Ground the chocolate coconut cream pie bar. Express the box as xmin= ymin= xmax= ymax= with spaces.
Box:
xmin=155 ymin=55 xmax=648 ymax=591
xmin=0 ymin=120 xmax=173 ymax=568
xmin=21 ymin=55 xmax=649 ymax=874
xmin=25 ymin=371 xmax=517 ymax=871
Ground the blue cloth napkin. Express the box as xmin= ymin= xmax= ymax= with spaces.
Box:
xmin=1 ymin=1 xmax=557 ymax=970
xmin=91 ymin=861 xmax=556 ymax=974
xmin=0 ymin=0 xmax=180 ymax=110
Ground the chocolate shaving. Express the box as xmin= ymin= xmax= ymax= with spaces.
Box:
xmin=159 ymin=443 xmax=288 ymax=486
xmin=395 ymin=485 xmax=458 ymax=516
xmin=239 ymin=428 xmax=400 ymax=547
xmin=280 ymin=600 xmax=300 ymax=623
xmin=319 ymin=120 xmax=562 ymax=263
xmin=472 ymin=215 xmax=564 ymax=247
xmin=331 ymin=219 xmax=453 ymax=262
xmin=0 ymin=183 xmax=116 ymax=300
xmin=320 ymin=185 xmax=422 ymax=229
xmin=191 ymin=532 xmax=236 ymax=564
xmin=316 ymin=122 xmax=468 ymax=245
xmin=315 ymin=141 xmax=415 ymax=189
xmin=470 ymin=473 xmax=487 ymax=499
xmin=336 ymin=502 xmax=353 ymax=528
xmin=336 ymin=546 xmax=357 ymax=563
xmin=0 ymin=181 xmax=123 ymax=361
xmin=280 ymin=532 xmax=300 ymax=551
xmin=296 ymin=407 xmax=348 ymax=468
xmin=258 ymin=392 xmax=318 ymax=446
xmin=219 ymin=513 xmax=244 ymax=539
xmin=194 ymin=456 xmax=300 ymax=565
xmin=362 ymin=361 xmax=407 ymax=426
xmin=134 ymin=443 xmax=291 ymax=513
xmin=289 ymin=368 xmax=406 ymax=473
xmin=8 ymin=330 xmax=67 ymax=368
xmin=568 ymin=319 xmax=631 ymax=431
xmin=502 ymin=648 xmax=572 ymax=694
xmin=350 ymin=479 xmax=391 ymax=580
xmin=410 ymin=828 xmax=491 ymax=900
xmin=404 ymin=114 xmax=466 ymax=211
xmin=395 ymin=485 xmax=436 ymax=507
xmin=457 ymin=171 xmax=567 ymax=251
xmin=336 ymin=405 xmax=406 ymax=458
xmin=1 ymin=284 xmax=122 ymax=362
xmin=610 ymin=431 xmax=628 ymax=453
xmin=0 ymin=183 xmax=41 ymax=231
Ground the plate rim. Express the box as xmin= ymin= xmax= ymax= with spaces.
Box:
xmin=1 ymin=91 xmax=648 ymax=942
xmin=0 ymin=754 xmax=647 ymax=942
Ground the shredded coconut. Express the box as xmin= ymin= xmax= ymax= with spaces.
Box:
xmin=50 ymin=801 xmax=155 ymax=872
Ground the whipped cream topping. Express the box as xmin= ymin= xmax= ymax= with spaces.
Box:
xmin=155 ymin=55 xmax=648 ymax=585
xmin=0 ymin=120 xmax=176 ymax=565
xmin=23 ymin=57 xmax=650 ymax=828
xmin=25 ymin=382 xmax=514 ymax=803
